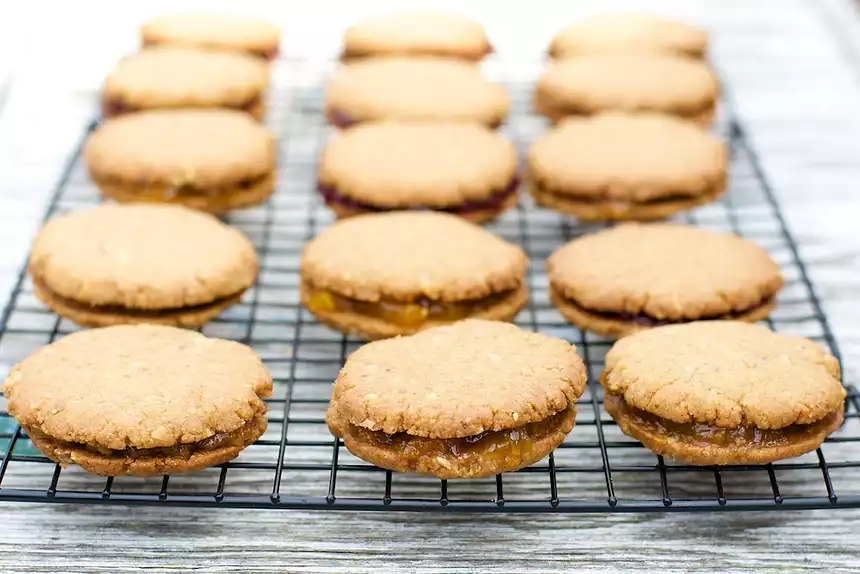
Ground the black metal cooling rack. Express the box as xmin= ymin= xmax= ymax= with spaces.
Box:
xmin=0 ymin=59 xmax=856 ymax=513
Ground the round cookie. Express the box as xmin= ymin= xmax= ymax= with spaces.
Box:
xmin=84 ymin=109 xmax=276 ymax=213
xmin=326 ymin=319 xmax=587 ymax=478
xmin=534 ymin=54 xmax=718 ymax=125
xmin=527 ymin=114 xmax=727 ymax=221
xmin=341 ymin=12 xmax=491 ymax=61
xmin=547 ymin=224 xmax=784 ymax=339
xmin=549 ymin=14 xmax=708 ymax=58
xmin=300 ymin=212 xmax=528 ymax=340
xmin=141 ymin=13 xmax=281 ymax=60
xmin=318 ymin=122 xmax=519 ymax=223
xmin=102 ymin=47 xmax=269 ymax=119
xmin=325 ymin=57 xmax=509 ymax=128
xmin=3 ymin=325 xmax=273 ymax=476
xmin=29 ymin=203 xmax=258 ymax=327
xmin=601 ymin=321 xmax=845 ymax=465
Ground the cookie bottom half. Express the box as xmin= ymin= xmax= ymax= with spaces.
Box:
xmin=33 ymin=278 xmax=244 ymax=328
xmin=549 ymin=287 xmax=776 ymax=339
xmin=94 ymin=171 xmax=275 ymax=214
xmin=101 ymin=94 xmax=266 ymax=121
xmin=25 ymin=413 xmax=267 ymax=477
xmin=301 ymin=282 xmax=528 ymax=340
xmin=318 ymin=179 xmax=519 ymax=225
xmin=332 ymin=405 xmax=576 ymax=479
xmin=604 ymin=394 xmax=844 ymax=465
xmin=529 ymin=180 xmax=724 ymax=222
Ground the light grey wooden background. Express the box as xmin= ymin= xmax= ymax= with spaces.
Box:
xmin=2 ymin=0 xmax=860 ymax=572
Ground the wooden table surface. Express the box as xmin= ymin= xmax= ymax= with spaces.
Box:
xmin=2 ymin=0 xmax=860 ymax=571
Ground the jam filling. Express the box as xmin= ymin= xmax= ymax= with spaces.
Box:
xmin=92 ymin=171 xmax=270 ymax=199
xmin=34 ymin=277 xmax=241 ymax=318
xmin=305 ymin=285 xmax=515 ymax=326
xmin=142 ymin=40 xmax=279 ymax=61
xmin=605 ymin=394 xmax=841 ymax=448
xmin=101 ymin=95 xmax=262 ymax=117
xmin=326 ymin=108 xmax=503 ymax=129
xmin=554 ymin=288 xmax=774 ymax=327
xmin=317 ymin=177 xmax=518 ymax=215
xmin=533 ymin=181 xmax=708 ymax=208
xmin=25 ymin=415 xmax=265 ymax=460
xmin=349 ymin=406 xmax=573 ymax=464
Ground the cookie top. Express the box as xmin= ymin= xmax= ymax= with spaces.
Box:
xmin=29 ymin=204 xmax=258 ymax=309
xmin=549 ymin=14 xmax=707 ymax=58
xmin=301 ymin=212 xmax=527 ymax=302
xmin=141 ymin=13 xmax=281 ymax=58
xmin=331 ymin=319 xmax=587 ymax=438
xmin=3 ymin=325 xmax=273 ymax=450
xmin=528 ymin=113 xmax=726 ymax=200
xmin=535 ymin=54 xmax=718 ymax=116
xmin=85 ymin=109 xmax=275 ymax=187
xmin=342 ymin=12 xmax=490 ymax=61
xmin=103 ymin=47 xmax=268 ymax=109
xmin=548 ymin=224 xmax=784 ymax=320
xmin=319 ymin=122 xmax=518 ymax=207
xmin=325 ymin=58 xmax=509 ymax=126
xmin=602 ymin=321 xmax=844 ymax=429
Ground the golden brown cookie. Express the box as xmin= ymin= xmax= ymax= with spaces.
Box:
xmin=300 ymin=212 xmax=528 ymax=339
xmin=141 ymin=13 xmax=281 ymax=60
xmin=102 ymin=47 xmax=269 ymax=119
xmin=325 ymin=57 xmax=509 ymax=128
xmin=547 ymin=224 xmax=784 ymax=339
xmin=534 ymin=54 xmax=718 ymax=125
xmin=28 ymin=204 xmax=258 ymax=327
xmin=84 ymin=109 xmax=276 ymax=213
xmin=549 ymin=14 xmax=708 ymax=58
xmin=527 ymin=113 xmax=727 ymax=221
xmin=3 ymin=325 xmax=273 ymax=476
xmin=318 ymin=122 xmax=518 ymax=223
xmin=341 ymin=12 xmax=491 ymax=61
xmin=601 ymin=321 xmax=845 ymax=465
xmin=326 ymin=319 xmax=587 ymax=478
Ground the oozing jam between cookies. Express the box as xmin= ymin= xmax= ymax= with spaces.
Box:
xmin=349 ymin=406 xmax=573 ymax=466
xmin=317 ymin=177 xmax=518 ymax=216
xmin=304 ymin=284 xmax=515 ymax=327
xmin=326 ymin=107 xmax=503 ymax=130
xmin=33 ymin=277 xmax=242 ymax=319
xmin=553 ymin=287 xmax=775 ymax=327
xmin=24 ymin=415 xmax=266 ymax=461
xmin=100 ymin=95 xmax=262 ymax=117
xmin=604 ymin=394 xmax=841 ymax=448
xmin=142 ymin=40 xmax=279 ymax=61
xmin=91 ymin=171 xmax=271 ymax=199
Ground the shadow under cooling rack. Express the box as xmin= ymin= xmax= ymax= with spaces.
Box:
xmin=0 ymin=60 xmax=856 ymax=513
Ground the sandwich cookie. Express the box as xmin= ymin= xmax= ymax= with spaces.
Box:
xmin=326 ymin=319 xmax=587 ymax=478
xmin=325 ymin=57 xmax=509 ymax=128
xmin=534 ymin=53 xmax=718 ymax=125
xmin=141 ymin=13 xmax=281 ymax=60
xmin=318 ymin=122 xmax=519 ymax=223
xmin=341 ymin=12 xmax=491 ymax=61
xmin=101 ymin=47 xmax=269 ymax=119
xmin=527 ymin=113 xmax=727 ymax=221
xmin=84 ymin=109 xmax=276 ymax=213
xmin=3 ymin=325 xmax=272 ymax=476
xmin=601 ymin=321 xmax=845 ymax=465
xmin=549 ymin=13 xmax=708 ymax=59
xmin=547 ymin=224 xmax=784 ymax=339
xmin=29 ymin=204 xmax=258 ymax=327
xmin=300 ymin=212 xmax=528 ymax=340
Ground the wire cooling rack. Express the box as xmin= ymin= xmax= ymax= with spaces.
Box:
xmin=0 ymin=59 xmax=856 ymax=513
